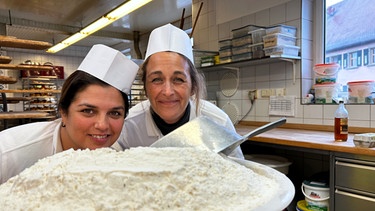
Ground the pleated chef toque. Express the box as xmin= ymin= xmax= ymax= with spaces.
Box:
xmin=78 ymin=44 xmax=139 ymax=94
xmin=145 ymin=23 xmax=194 ymax=64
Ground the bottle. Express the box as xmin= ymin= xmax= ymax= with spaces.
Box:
xmin=334 ymin=101 xmax=348 ymax=141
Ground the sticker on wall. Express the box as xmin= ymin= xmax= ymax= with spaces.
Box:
xmin=269 ymin=95 xmax=295 ymax=116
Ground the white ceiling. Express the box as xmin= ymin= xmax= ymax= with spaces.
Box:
xmin=0 ymin=0 xmax=192 ymax=50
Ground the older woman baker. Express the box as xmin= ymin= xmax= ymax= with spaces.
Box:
xmin=116 ymin=24 xmax=244 ymax=159
xmin=0 ymin=44 xmax=139 ymax=183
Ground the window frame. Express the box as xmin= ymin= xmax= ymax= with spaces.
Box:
xmin=368 ymin=47 xmax=375 ymax=65
xmin=314 ymin=0 xmax=325 ymax=65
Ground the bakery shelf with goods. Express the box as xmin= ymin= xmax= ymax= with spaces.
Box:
xmin=0 ymin=36 xmax=63 ymax=129
xmin=129 ymin=73 xmax=146 ymax=108
xmin=21 ymin=76 xmax=61 ymax=118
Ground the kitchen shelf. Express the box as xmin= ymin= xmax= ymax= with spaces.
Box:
xmin=0 ymin=55 xmax=12 ymax=64
xmin=0 ymin=111 xmax=49 ymax=119
xmin=0 ymin=75 xmax=17 ymax=84
xmin=0 ymin=64 xmax=53 ymax=71
xmin=0 ymin=89 xmax=61 ymax=94
xmin=0 ymin=35 xmax=52 ymax=50
xmin=21 ymin=77 xmax=60 ymax=118
xmin=0 ymin=96 xmax=32 ymax=104
xmin=130 ymin=74 xmax=146 ymax=108
xmin=0 ymin=36 xmax=56 ymax=129
xmin=198 ymin=55 xmax=301 ymax=83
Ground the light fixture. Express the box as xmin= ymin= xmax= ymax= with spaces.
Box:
xmin=47 ymin=0 xmax=152 ymax=53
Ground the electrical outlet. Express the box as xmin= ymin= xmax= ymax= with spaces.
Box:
xmin=247 ymin=90 xmax=256 ymax=101
xmin=261 ymin=89 xmax=271 ymax=97
xmin=270 ymin=89 xmax=276 ymax=96
xmin=276 ymin=88 xmax=285 ymax=96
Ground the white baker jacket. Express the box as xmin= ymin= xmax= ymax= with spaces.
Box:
xmin=116 ymin=100 xmax=244 ymax=159
xmin=0 ymin=118 xmax=63 ymax=184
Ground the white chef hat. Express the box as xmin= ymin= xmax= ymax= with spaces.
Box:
xmin=78 ymin=44 xmax=139 ymax=94
xmin=145 ymin=23 xmax=194 ymax=64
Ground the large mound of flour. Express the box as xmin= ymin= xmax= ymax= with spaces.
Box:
xmin=0 ymin=147 xmax=278 ymax=210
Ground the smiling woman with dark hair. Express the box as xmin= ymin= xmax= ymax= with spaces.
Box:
xmin=0 ymin=44 xmax=139 ymax=184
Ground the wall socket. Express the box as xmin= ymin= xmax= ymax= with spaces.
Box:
xmin=256 ymin=88 xmax=285 ymax=98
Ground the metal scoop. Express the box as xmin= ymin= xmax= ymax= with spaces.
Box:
xmin=150 ymin=116 xmax=286 ymax=156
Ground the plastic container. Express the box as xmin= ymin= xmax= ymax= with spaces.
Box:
xmin=353 ymin=133 xmax=375 ymax=148
xmin=266 ymin=24 xmax=297 ymax=37
xmin=219 ymin=47 xmax=232 ymax=57
xmin=296 ymin=200 xmax=312 ymax=211
xmin=263 ymin=33 xmax=297 ymax=48
xmin=313 ymin=83 xmax=340 ymax=104
xmin=314 ymin=63 xmax=340 ymax=75
xmin=231 ymin=44 xmax=252 ymax=55
xmin=313 ymin=63 xmax=340 ymax=84
xmin=244 ymin=154 xmax=292 ymax=175
xmin=250 ymin=43 xmax=265 ymax=59
xmin=219 ymin=39 xmax=232 ymax=49
xmin=200 ymin=56 xmax=215 ymax=67
xmin=347 ymin=80 xmax=375 ymax=104
xmin=232 ymin=52 xmax=252 ymax=61
xmin=231 ymin=24 xmax=262 ymax=38
xmin=250 ymin=28 xmax=266 ymax=43
xmin=263 ymin=45 xmax=300 ymax=57
xmin=301 ymin=180 xmax=330 ymax=211
xmin=193 ymin=50 xmax=219 ymax=67
xmin=232 ymin=34 xmax=252 ymax=47
xmin=334 ymin=101 xmax=348 ymax=142
xmin=219 ymin=56 xmax=232 ymax=64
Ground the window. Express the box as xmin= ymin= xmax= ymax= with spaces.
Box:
xmin=323 ymin=0 xmax=375 ymax=85
xmin=366 ymin=47 xmax=375 ymax=65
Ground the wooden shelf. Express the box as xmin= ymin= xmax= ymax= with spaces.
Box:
xmin=0 ymin=89 xmax=61 ymax=94
xmin=0 ymin=76 xmax=17 ymax=84
xmin=0 ymin=111 xmax=49 ymax=119
xmin=0 ymin=64 xmax=53 ymax=71
xmin=0 ymin=55 xmax=12 ymax=64
xmin=0 ymin=35 xmax=52 ymax=50
xmin=0 ymin=36 xmax=57 ymax=128
xmin=0 ymin=96 xmax=32 ymax=101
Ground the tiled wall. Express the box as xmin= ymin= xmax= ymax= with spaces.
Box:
xmin=2 ymin=0 xmax=375 ymax=128
xmin=192 ymin=0 xmax=375 ymax=128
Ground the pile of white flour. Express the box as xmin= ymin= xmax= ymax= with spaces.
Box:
xmin=0 ymin=147 xmax=279 ymax=210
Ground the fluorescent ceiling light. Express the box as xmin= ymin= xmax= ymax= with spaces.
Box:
xmin=80 ymin=18 xmax=112 ymax=35
xmin=47 ymin=0 xmax=152 ymax=53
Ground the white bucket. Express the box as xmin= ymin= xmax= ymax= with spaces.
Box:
xmin=301 ymin=180 xmax=330 ymax=211
xmin=348 ymin=80 xmax=375 ymax=104
xmin=313 ymin=83 xmax=340 ymax=104
xmin=313 ymin=63 xmax=340 ymax=84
